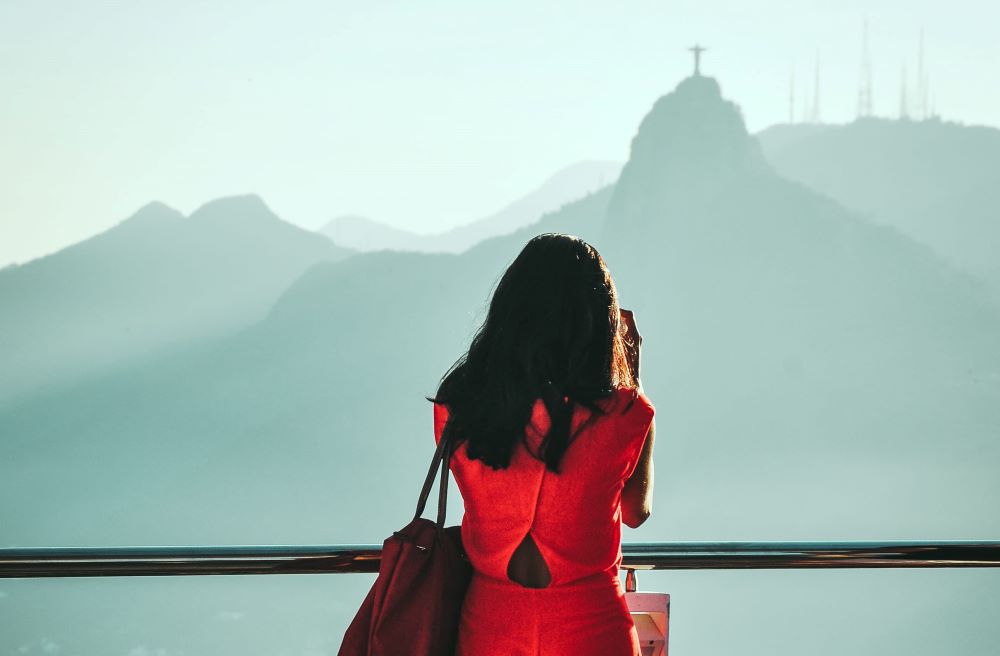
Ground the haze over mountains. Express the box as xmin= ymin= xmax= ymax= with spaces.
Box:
xmin=597 ymin=76 xmax=999 ymax=534
xmin=758 ymin=117 xmax=1000 ymax=298
xmin=2 ymin=75 xmax=999 ymax=656
xmin=318 ymin=160 xmax=622 ymax=253
xmin=0 ymin=196 xmax=353 ymax=405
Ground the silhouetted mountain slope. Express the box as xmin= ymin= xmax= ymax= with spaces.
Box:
xmin=0 ymin=186 xmax=615 ymax=545
xmin=0 ymin=195 xmax=354 ymax=405
xmin=757 ymin=117 xmax=1000 ymax=293
xmin=607 ymin=76 xmax=771 ymax=233
xmin=3 ymin=75 xmax=999 ymax=656
xmin=318 ymin=161 xmax=622 ymax=253
xmin=5 ymin=74 xmax=999 ymax=545
xmin=319 ymin=214 xmax=416 ymax=251
xmin=753 ymin=122 xmax=833 ymax=154
xmin=597 ymin=75 xmax=1000 ymax=535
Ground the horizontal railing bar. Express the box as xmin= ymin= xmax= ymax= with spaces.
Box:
xmin=2 ymin=541 xmax=999 ymax=578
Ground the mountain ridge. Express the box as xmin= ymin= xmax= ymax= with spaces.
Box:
xmin=318 ymin=160 xmax=622 ymax=253
xmin=2 ymin=72 xmax=998 ymax=656
xmin=0 ymin=194 xmax=354 ymax=405
xmin=757 ymin=116 xmax=1000 ymax=296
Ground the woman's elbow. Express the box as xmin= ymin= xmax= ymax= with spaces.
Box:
xmin=622 ymin=505 xmax=651 ymax=529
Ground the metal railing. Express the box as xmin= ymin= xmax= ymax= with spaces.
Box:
xmin=2 ymin=541 xmax=999 ymax=578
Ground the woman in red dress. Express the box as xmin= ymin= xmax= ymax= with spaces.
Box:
xmin=427 ymin=233 xmax=656 ymax=656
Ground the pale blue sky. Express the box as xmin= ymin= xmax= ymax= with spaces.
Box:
xmin=1 ymin=0 xmax=996 ymax=266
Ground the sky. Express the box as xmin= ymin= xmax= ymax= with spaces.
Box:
xmin=1 ymin=0 xmax=997 ymax=267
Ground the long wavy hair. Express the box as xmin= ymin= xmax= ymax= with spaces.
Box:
xmin=426 ymin=233 xmax=638 ymax=472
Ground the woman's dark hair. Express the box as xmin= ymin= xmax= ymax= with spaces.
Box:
xmin=426 ymin=233 xmax=638 ymax=472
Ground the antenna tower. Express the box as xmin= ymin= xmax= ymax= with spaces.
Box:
xmin=916 ymin=29 xmax=930 ymax=120
xmin=899 ymin=64 xmax=910 ymax=119
xmin=811 ymin=52 xmax=821 ymax=123
xmin=857 ymin=19 xmax=873 ymax=118
xmin=789 ymin=67 xmax=796 ymax=124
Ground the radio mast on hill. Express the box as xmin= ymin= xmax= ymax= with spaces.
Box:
xmin=857 ymin=19 xmax=874 ymax=118
xmin=916 ymin=29 xmax=930 ymax=119
xmin=788 ymin=67 xmax=796 ymax=124
xmin=899 ymin=63 xmax=910 ymax=119
xmin=810 ymin=52 xmax=822 ymax=123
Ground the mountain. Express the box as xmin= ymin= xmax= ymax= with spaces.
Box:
xmin=319 ymin=214 xmax=419 ymax=251
xmin=757 ymin=117 xmax=1000 ymax=296
xmin=2 ymin=77 xmax=999 ymax=656
xmin=0 ymin=195 xmax=354 ymax=405
xmin=599 ymin=75 xmax=999 ymax=485
xmin=318 ymin=160 xmax=622 ymax=253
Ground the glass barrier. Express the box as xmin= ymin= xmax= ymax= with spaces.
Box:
xmin=2 ymin=568 xmax=1000 ymax=656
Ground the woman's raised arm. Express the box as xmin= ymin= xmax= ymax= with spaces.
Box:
xmin=621 ymin=418 xmax=655 ymax=528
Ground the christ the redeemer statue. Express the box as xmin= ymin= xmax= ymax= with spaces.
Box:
xmin=688 ymin=44 xmax=708 ymax=76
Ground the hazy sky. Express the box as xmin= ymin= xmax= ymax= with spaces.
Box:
xmin=1 ymin=0 xmax=996 ymax=267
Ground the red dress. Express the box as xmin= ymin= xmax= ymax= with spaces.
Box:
xmin=433 ymin=386 xmax=655 ymax=656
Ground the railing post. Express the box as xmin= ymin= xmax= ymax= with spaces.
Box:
xmin=624 ymin=566 xmax=670 ymax=655
xmin=625 ymin=567 xmax=637 ymax=592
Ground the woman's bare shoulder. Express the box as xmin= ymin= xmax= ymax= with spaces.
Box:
xmin=609 ymin=385 xmax=655 ymax=417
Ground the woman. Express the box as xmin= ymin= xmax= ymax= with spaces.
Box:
xmin=427 ymin=233 xmax=656 ymax=656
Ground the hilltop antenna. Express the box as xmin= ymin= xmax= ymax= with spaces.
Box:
xmin=899 ymin=63 xmax=910 ymax=119
xmin=789 ymin=66 xmax=796 ymax=124
xmin=916 ymin=28 xmax=930 ymax=120
xmin=688 ymin=44 xmax=708 ymax=76
xmin=801 ymin=76 xmax=810 ymax=123
xmin=811 ymin=51 xmax=822 ymax=123
xmin=857 ymin=19 xmax=873 ymax=118
xmin=913 ymin=27 xmax=927 ymax=120
xmin=925 ymin=64 xmax=932 ymax=120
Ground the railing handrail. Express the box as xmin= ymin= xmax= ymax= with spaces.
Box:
xmin=2 ymin=541 xmax=999 ymax=578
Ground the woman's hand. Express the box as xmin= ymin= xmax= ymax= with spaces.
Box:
xmin=619 ymin=308 xmax=642 ymax=384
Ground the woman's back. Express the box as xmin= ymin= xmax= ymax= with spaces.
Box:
xmin=433 ymin=385 xmax=655 ymax=587
xmin=426 ymin=233 xmax=653 ymax=655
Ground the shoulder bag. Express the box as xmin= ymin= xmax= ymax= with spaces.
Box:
xmin=338 ymin=430 xmax=471 ymax=656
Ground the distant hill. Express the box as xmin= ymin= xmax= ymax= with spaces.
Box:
xmin=318 ymin=160 xmax=622 ymax=253
xmin=753 ymin=122 xmax=832 ymax=153
xmin=2 ymin=77 xmax=999 ymax=656
xmin=758 ymin=117 xmax=1000 ymax=296
xmin=598 ymin=76 xmax=1000 ymax=503
xmin=0 ymin=195 xmax=354 ymax=405
xmin=319 ymin=214 xmax=419 ymax=251
xmin=3 ymin=74 xmax=998 ymax=561
xmin=0 ymin=185 xmax=616 ymax=547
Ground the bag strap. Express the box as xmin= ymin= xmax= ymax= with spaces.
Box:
xmin=413 ymin=430 xmax=453 ymax=528
xmin=436 ymin=433 xmax=452 ymax=527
